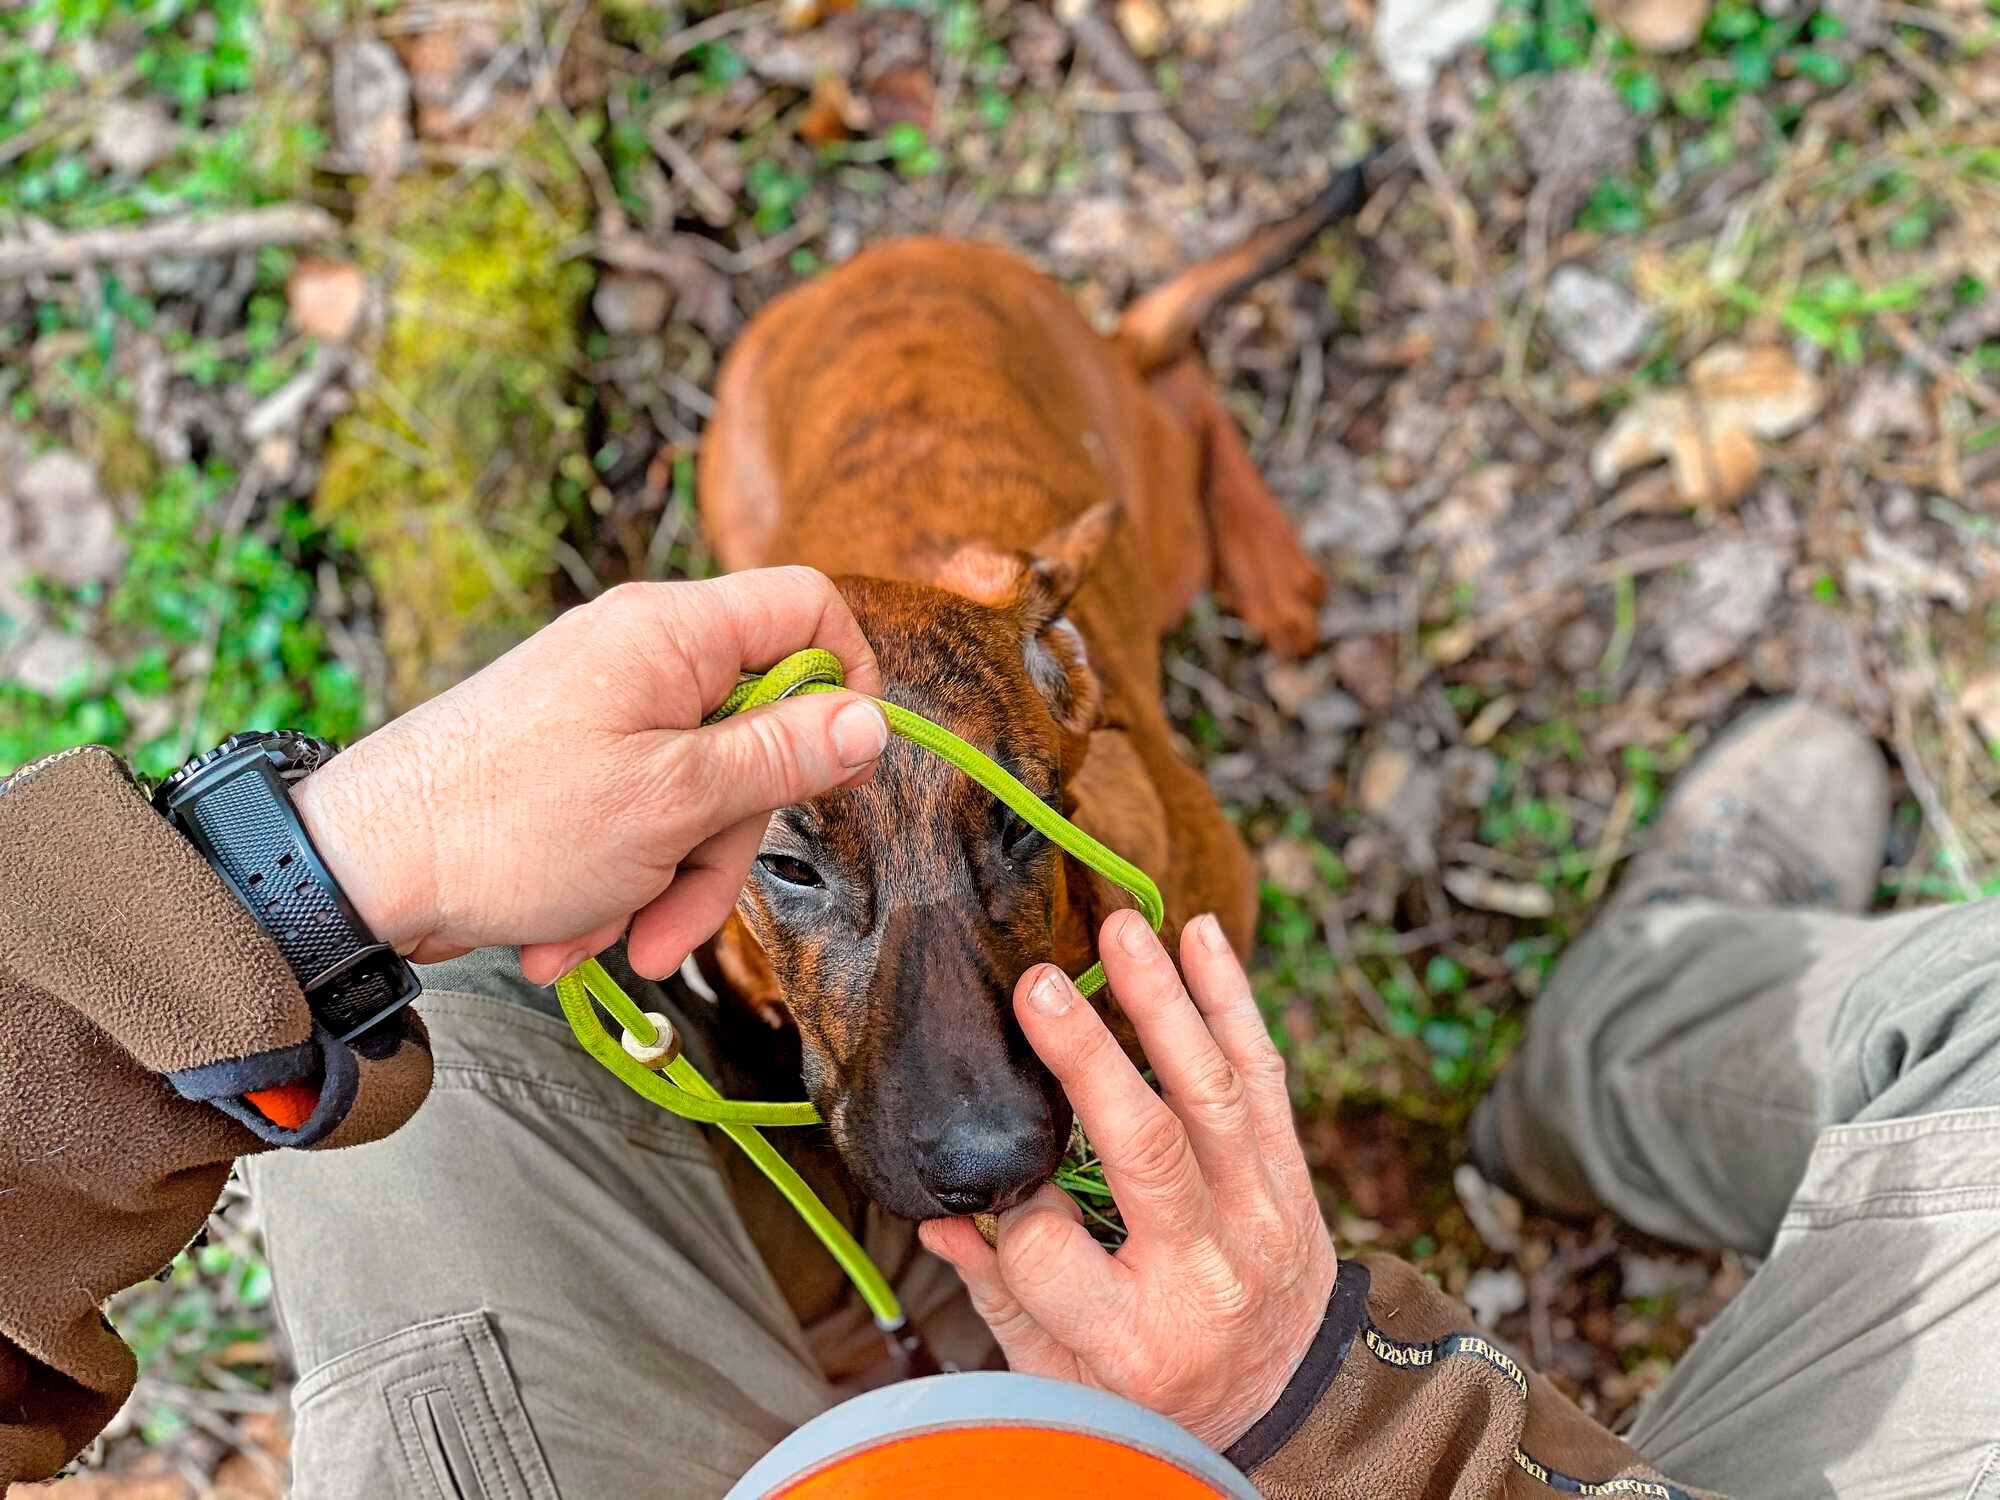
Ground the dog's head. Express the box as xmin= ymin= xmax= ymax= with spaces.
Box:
xmin=714 ymin=504 xmax=1133 ymax=1219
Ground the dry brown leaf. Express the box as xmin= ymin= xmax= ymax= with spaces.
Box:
xmin=1596 ymin=0 xmax=1710 ymax=52
xmin=865 ymin=64 xmax=935 ymax=130
xmin=1116 ymin=0 xmax=1173 ymax=57
xmin=286 ymin=258 xmax=369 ymax=344
xmin=1963 ymin=672 xmax=2000 ymax=748
xmin=1590 ymin=344 xmax=1822 ymax=506
xmin=1665 ymin=418 xmax=1761 ymax=508
xmin=798 ymin=75 xmax=862 ymax=146
xmin=1686 ymin=344 xmax=1823 ymax=437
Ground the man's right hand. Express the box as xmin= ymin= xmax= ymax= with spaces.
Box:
xmin=291 ymin=567 xmax=887 ymax=984
xmin=921 ymin=912 xmax=1338 ymax=1452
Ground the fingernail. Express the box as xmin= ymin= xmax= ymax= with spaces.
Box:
xmin=1117 ymin=911 xmax=1153 ymax=955
xmin=1026 ymin=967 xmax=1072 ymax=1017
xmin=1198 ymin=914 xmax=1231 ymax=953
xmin=831 ymin=700 xmax=889 ymax=769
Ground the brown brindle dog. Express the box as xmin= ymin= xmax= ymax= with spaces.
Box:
xmin=697 ymin=168 xmax=1366 ymax=1222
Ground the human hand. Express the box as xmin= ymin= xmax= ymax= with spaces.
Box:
xmin=290 ymin=568 xmax=886 ymax=984
xmin=919 ymin=911 xmax=1337 ymax=1451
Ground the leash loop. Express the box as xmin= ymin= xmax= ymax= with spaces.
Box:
xmin=559 ymin=646 xmax=1170 ymax=1332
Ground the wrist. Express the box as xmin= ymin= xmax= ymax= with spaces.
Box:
xmin=291 ymin=749 xmax=432 ymax=956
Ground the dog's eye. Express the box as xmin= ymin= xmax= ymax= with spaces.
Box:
xmin=759 ymin=854 xmax=824 ymax=889
xmin=999 ymin=807 xmax=1044 ymax=859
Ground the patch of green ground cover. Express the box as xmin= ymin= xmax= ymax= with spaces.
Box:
xmin=111 ymin=1228 xmax=277 ymax=1449
xmin=1 ymin=0 xmax=322 ymax=225
xmin=0 ymin=462 xmax=368 ymax=778
xmin=317 ymin=134 xmax=594 ymax=708
xmin=0 ymin=2 xmax=367 ymax=777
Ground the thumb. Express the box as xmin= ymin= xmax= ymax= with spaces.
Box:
xmin=651 ymin=690 xmax=889 ymax=838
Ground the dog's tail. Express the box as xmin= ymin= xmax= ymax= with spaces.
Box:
xmin=1116 ymin=157 xmax=1375 ymax=375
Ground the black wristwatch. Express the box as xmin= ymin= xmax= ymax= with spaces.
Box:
xmin=153 ymin=732 xmax=422 ymax=1043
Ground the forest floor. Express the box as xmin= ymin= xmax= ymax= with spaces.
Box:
xmin=4 ymin=0 xmax=1998 ymax=1492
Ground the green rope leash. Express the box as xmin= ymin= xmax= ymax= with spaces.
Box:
xmin=556 ymin=646 xmax=1165 ymax=1330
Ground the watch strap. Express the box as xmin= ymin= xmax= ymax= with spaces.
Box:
xmin=156 ymin=742 xmax=420 ymax=1041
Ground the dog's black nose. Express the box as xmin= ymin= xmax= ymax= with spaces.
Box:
xmin=916 ymin=1116 xmax=1047 ymax=1216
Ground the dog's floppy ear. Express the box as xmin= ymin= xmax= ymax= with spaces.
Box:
xmin=1019 ymin=500 xmax=1119 ymax=736
xmin=712 ymin=912 xmax=789 ymax=1030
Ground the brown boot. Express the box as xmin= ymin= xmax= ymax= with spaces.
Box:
xmin=1609 ymin=698 xmax=1889 ymax=914
xmin=1467 ymin=699 xmax=1891 ymax=1216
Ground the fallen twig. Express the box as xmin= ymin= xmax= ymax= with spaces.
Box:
xmin=0 ymin=205 xmax=341 ymax=281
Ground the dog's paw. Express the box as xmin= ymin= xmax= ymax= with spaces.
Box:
xmin=1225 ymin=539 xmax=1325 ymax=659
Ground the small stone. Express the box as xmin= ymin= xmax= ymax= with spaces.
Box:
xmin=1544 ymin=265 xmax=1654 ymax=376
xmin=1299 ymin=690 xmax=1365 ymax=740
xmin=1261 ymin=656 xmax=1333 ymax=718
xmin=1554 ymin=615 xmax=1608 ymax=677
xmin=1331 ymin=636 xmax=1396 ymax=714
xmin=1300 ymin=473 xmax=1406 ymax=560
xmin=1463 ymin=1266 xmax=1527 ymax=1329
xmin=1441 ymin=746 xmax=1499 ymax=809
xmin=1842 ymin=371 xmax=1931 ymax=446
xmin=1048 ymin=199 xmax=1180 ymax=281
xmin=592 ymin=272 xmax=673 ymax=336
xmin=1618 ymin=1252 xmax=1711 ymax=1302
xmin=1660 ymin=539 xmax=1784 ymax=678
xmin=333 ymin=37 xmax=413 ymax=178
xmin=92 ymin=100 xmax=173 ymax=177
xmin=1258 ymin=837 xmax=1324 ymax=898
xmin=9 ymin=450 xmax=124 ymax=586
xmin=1374 ymin=0 xmax=1500 ymax=91
xmin=10 ymin=631 xmax=101 ymax=698
xmin=1355 ymin=744 xmax=1442 ymax=869
xmin=287 ymin=258 xmax=370 ymax=344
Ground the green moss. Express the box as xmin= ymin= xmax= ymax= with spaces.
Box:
xmin=316 ymin=145 xmax=592 ymax=706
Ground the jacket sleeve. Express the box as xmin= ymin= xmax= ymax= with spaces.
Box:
xmin=1227 ymin=1255 xmax=1720 ymax=1499
xmin=0 ymin=747 xmax=431 ymax=1484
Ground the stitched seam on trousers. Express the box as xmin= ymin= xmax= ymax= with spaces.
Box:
xmin=1806 ymin=1106 xmax=2000 ymax=1151
xmin=383 ymin=1377 xmax=450 ymax=1500
xmin=428 ymin=1060 xmax=717 ymax=1162
xmin=384 ymin=1343 xmax=513 ymax=1500
xmin=1782 ymin=1185 xmax=2000 ymax=1228
xmin=1963 ymin=1442 xmax=2000 ymax=1500
xmin=460 ymin=1316 xmax=533 ymax=1499
xmin=296 ymin=1322 xmax=486 ymax=1406
xmin=438 ymin=1354 xmax=509 ymax=1500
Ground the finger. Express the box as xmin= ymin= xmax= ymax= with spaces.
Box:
xmin=624 ymin=815 xmax=766 ymax=978
xmin=1014 ymin=964 xmax=1213 ymax=1243
xmin=918 ymin=1215 xmax=1082 ymax=1381
xmin=644 ymin=692 xmax=888 ymax=844
xmin=1179 ymin=914 xmax=1298 ymax=1141
xmin=520 ymin=914 xmax=629 ymax=986
xmin=1098 ymin=911 xmax=1259 ymax=1184
xmin=990 ymin=1184 xmax=1131 ymax=1355
xmin=668 ymin=567 xmax=884 ymax=706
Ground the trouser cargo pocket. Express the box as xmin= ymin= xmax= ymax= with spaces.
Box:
xmin=290 ymin=1310 xmax=558 ymax=1500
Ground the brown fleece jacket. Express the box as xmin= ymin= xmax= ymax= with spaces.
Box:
xmin=1241 ymin=1257 xmax=1719 ymax=1499
xmin=0 ymin=747 xmax=430 ymax=1484
xmin=0 ymin=749 xmax=1713 ymax=1498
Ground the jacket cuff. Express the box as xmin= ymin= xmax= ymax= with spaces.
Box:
xmin=1224 ymin=1259 xmax=1372 ymax=1472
